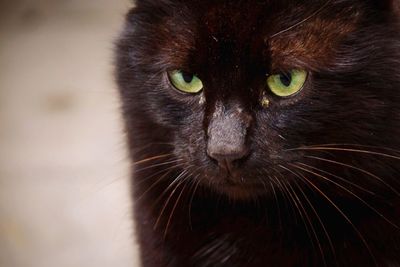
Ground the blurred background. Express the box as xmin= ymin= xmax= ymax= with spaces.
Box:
xmin=0 ymin=1 xmax=139 ymax=266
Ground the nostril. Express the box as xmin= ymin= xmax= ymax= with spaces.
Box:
xmin=207 ymin=145 xmax=250 ymax=167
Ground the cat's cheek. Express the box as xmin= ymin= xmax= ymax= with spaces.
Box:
xmin=141 ymin=87 xmax=203 ymax=128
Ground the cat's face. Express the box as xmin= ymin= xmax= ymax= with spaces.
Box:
xmin=117 ymin=0 xmax=400 ymax=200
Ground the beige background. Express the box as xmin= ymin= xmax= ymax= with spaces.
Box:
xmin=0 ymin=1 xmax=139 ymax=266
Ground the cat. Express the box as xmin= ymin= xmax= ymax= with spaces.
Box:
xmin=115 ymin=0 xmax=400 ymax=266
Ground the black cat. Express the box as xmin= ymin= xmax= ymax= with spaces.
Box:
xmin=116 ymin=0 xmax=400 ymax=266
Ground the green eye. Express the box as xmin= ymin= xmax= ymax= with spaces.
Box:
xmin=168 ymin=70 xmax=203 ymax=94
xmin=267 ymin=69 xmax=307 ymax=97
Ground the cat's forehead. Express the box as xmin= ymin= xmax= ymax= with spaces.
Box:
xmin=195 ymin=0 xmax=361 ymax=69
xmin=135 ymin=0 xmax=365 ymax=71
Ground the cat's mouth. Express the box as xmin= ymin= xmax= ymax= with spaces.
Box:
xmin=209 ymin=170 xmax=268 ymax=199
xmin=214 ymin=180 xmax=267 ymax=200
xmin=202 ymin=161 xmax=270 ymax=199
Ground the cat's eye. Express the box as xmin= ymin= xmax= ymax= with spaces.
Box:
xmin=168 ymin=70 xmax=203 ymax=94
xmin=267 ymin=69 xmax=307 ymax=97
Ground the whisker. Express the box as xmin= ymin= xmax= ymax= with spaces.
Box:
xmin=274 ymin=170 xmax=302 ymax=224
xmin=133 ymin=162 xmax=186 ymax=187
xmin=296 ymin=162 xmax=376 ymax=196
xmin=132 ymin=142 xmax=175 ymax=157
xmin=287 ymin=147 xmax=400 ymax=161
xmin=292 ymin=163 xmax=399 ymax=229
xmin=270 ymin=0 xmax=333 ymax=38
xmin=161 ymin=169 xmax=189 ymax=198
xmin=256 ymin=176 xmax=270 ymax=215
xmin=271 ymin=172 xmax=297 ymax=222
xmin=136 ymin=168 xmax=175 ymax=202
xmin=164 ymin=182 xmax=188 ymax=239
xmin=304 ymin=143 xmax=400 ymax=155
xmin=90 ymin=155 xmax=175 ymax=193
xmin=151 ymin=169 xmax=188 ymax=212
xmin=133 ymin=153 xmax=174 ymax=165
xmin=153 ymin=171 xmax=188 ymax=230
xmin=280 ymin=165 xmax=334 ymax=266
xmin=306 ymin=156 xmax=400 ymax=198
xmin=289 ymin=164 xmax=377 ymax=266
xmin=286 ymin=176 xmax=326 ymax=266
xmin=257 ymin=168 xmax=282 ymax=227
xmin=268 ymin=179 xmax=282 ymax=229
xmin=134 ymin=158 xmax=184 ymax=174
xmin=188 ymin=177 xmax=201 ymax=230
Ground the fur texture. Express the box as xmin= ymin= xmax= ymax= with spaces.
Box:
xmin=116 ymin=0 xmax=400 ymax=266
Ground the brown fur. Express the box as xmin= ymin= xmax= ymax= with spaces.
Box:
xmin=269 ymin=4 xmax=362 ymax=70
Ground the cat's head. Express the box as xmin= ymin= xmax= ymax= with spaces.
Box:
xmin=117 ymin=0 xmax=400 ymax=200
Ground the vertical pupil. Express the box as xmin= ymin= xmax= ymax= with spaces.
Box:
xmin=182 ymin=72 xmax=194 ymax=83
xmin=279 ymin=73 xmax=292 ymax=87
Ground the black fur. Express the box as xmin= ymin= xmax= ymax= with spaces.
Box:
xmin=116 ymin=0 xmax=400 ymax=266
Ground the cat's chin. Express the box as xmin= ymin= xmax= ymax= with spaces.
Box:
xmin=212 ymin=182 xmax=267 ymax=201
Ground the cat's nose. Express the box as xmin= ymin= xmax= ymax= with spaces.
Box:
xmin=206 ymin=101 xmax=251 ymax=169
xmin=207 ymin=144 xmax=249 ymax=168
